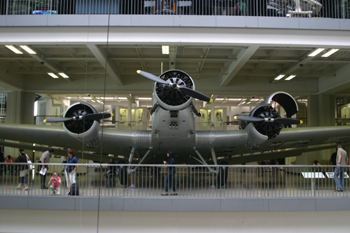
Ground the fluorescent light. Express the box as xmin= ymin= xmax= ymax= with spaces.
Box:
xmin=20 ymin=45 xmax=36 ymax=54
xmin=285 ymin=75 xmax=296 ymax=81
xmin=58 ymin=72 xmax=69 ymax=78
xmin=308 ymin=48 xmax=325 ymax=57
xmin=246 ymin=101 xmax=251 ymax=104
xmin=228 ymin=98 xmax=241 ymax=101
xmin=34 ymin=101 xmax=38 ymax=116
xmin=117 ymin=97 xmax=127 ymax=100
xmin=250 ymin=99 xmax=260 ymax=101
xmin=162 ymin=46 xmax=169 ymax=54
xmin=82 ymin=97 xmax=92 ymax=100
xmin=274 ymin=74 xmax=285 ymax=80
xmin=321 ymin=49 xmax=339 ymax=57
xmin=215 ymin=98 xmax=224 ymax=101
xmin=138 ymin=97 xmax=152 ymax=100
xmin=48 ymin=72 xmax=59 ymax=78
xmin=91 ymin=99 xmax=96 ymax=102
xmin=5 ymin=45 xmax=23 ymax=54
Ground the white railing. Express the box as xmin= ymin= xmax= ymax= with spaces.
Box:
xmin=1 ymin=163 xmax=349 ymax=198
xmin=1 ymin=0 xmax=349 ymax=19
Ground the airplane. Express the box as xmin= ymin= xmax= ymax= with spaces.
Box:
xmin=0 ymin=69 xmax=350 ymax=181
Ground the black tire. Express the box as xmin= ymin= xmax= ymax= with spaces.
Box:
xmin=217 ymin=161 xmax=229 ymax=186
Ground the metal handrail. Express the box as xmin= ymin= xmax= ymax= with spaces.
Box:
xmin=1 ymin=163 xmax=349 ymax=198
xmin=1 ymin=0 xmax=349 ymax=19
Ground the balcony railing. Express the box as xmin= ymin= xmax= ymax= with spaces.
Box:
xmin=1 ymin=163 xmax=349 ymax=198
xmin=1 ymin=0 xmax=349 ymax=19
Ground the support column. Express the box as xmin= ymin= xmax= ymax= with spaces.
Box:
xmin=128 ymin=99 xmax=132 ymax=129
xmin=297 ymin=94 xmax=336 ymax=165
xmin=4 ymin=91 xmax=35 ymax=158
xmin=5 ymin=91 xmax=35 ymax=124
xmin=307 ymin=95 xmax=319 ymax=127
xmin=210 ymin=102 xmax=215 ymax=130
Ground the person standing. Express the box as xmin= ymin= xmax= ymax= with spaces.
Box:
xmin=330 ymin=150 xmax=337 ymax=165
xmin=16 ymin=150 xmax=29 ymax=191
xmin=162 ymin=151 xmax=177 ymax=196
xmin=106 ymin=158 xmax=117 ymax=188
xmin=334 ymin=145 xmax=348 ymax=192
xmin=40 ymin=149 xmax=54 ymax=189
xmin=0 ymin=151 xmax=4 ymax=175
xmin=64 ymin=150 xmax=78 ymax=195
xmin=5 ymin=155 xmax=13 ymax=175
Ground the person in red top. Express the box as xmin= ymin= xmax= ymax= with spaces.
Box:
xmin=48 ymin=171 xmax=61 ymax=195
xmin=5 ymin=155 xmax=13 ymax=175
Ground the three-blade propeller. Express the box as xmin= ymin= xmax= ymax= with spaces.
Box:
xmin=44 ymin=113 xmax=114 ymax=123
xmin=234 ymin=115 xmax=303 ymax=125
xmin=137 ymin=70 xmax=213 ymax=103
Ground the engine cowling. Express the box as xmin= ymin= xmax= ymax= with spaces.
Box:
xmin=153 ymin=70 xmax=195 ymax=111
xmin=62 ymin=102 xmax=100 ymax=145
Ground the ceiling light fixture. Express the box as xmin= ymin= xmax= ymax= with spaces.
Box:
xmin=321 ymin=49 xmax=339 ymax=57
xmin=274 ymin=74 xmax=285 ymax=80
xmin=58 ymin=72 xmax=69 ymax=78
xmin=285 ymin=75 xmax=296 ymax=81
xmin=48 ymin=72 xmax=59 ymax=78
xmin=138 ymin=97 xmax=152 ymax=100
xmin=20 ymin=45 xmax=36 ymax=54
xmin=162 ymin=45 xmax=169 ymax=54
xmin=5 ymin=45 xmax=23 ymax=54
xmin=308 ymin=48 xmax=325 ymax=57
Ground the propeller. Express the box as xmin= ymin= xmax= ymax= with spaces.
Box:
xmin=137 ymin=70 xmax=213 ymax=103
xmin=234 ymin=115 xmax=303 ymax=125
xmin=44 ymin=113 xmax=114 ymax=123
xmin=137 ymin=70 xmax=168 ymax=84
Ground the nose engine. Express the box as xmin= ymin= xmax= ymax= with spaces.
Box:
xmin=137 ymin=69 xmax=213 ymax=112
xmin=154 ymin=70 xmax=195 ymax=111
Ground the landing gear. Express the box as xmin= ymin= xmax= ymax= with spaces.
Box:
xmin=124 ymin=147 xmax=153 ymax=188
xmin=217 ymin=161 xmax=228 ymax=186
xmin=118 ymin=160 xmax=128 ymax=185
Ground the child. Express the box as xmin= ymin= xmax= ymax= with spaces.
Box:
xmin=48 ymin=171 xmax=61 ymax=195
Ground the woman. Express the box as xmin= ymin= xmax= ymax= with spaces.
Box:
xmin=162 ymin=151 xmax=177 ymax=196
xmin=16 ymin=151 xmax=28 ymax=191
xmin=64 ymin=150 xmax=78 ymax=195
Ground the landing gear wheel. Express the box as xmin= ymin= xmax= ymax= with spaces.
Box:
xmin=217 ymin=161 xmax=229 ymax=186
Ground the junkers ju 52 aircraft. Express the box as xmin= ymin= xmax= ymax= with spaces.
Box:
xmin=0 ymin=69 xmax=350 ymax=172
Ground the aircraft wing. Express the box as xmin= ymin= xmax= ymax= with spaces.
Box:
xmin=0 ymin=124 xmax=148 ymax=162
xmin=200 ymin=125 xmax=350 ymax=164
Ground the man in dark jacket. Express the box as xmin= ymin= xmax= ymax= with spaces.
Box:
xmin=106 ymin=158 xmax=117 ymax=188
xmin=162 ymin=151 xmax=177 ymax=196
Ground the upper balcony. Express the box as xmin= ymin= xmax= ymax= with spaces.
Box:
xmin=1 ymin=0 xmax=349 ymax=30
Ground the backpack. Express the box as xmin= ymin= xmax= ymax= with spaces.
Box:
xmin=70 ymin=183 xmax=79 ymax=196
